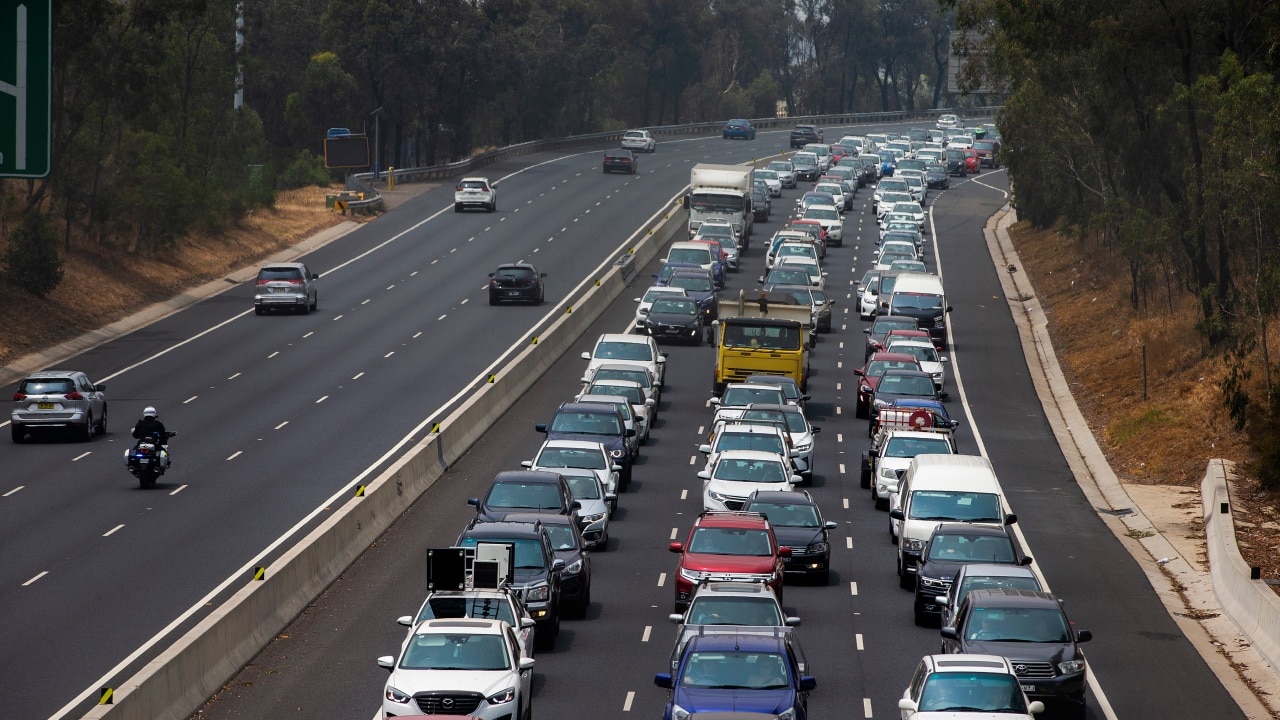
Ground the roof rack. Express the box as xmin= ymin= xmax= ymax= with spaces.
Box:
xmin=698 ymin=509 xmax=769 ymax=522
xmin=426 ymin=544 xmax=515 ymax=592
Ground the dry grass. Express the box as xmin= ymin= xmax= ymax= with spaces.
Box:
xmin=0 ymin=186 xmax=351 ymax=366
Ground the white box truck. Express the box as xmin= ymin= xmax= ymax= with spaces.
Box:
xmin=687 ymin=163 xmax=755 ymax=242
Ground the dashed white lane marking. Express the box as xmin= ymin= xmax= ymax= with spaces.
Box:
xmin=680 ymin=489 xmax=688 ymax=501
xmin=386 ymin=284 xmax=395 ymax=290
xmin=837 ymin=361 xmax=843 ymax=369
xmin=839 ymin=463 xmax=846 ymax=474
xmin=352 ymin=372 xmax=364 ymax=380
xmin=227 ymin=451 xmax=243 ymax=461
xmin=846 ymin=537 xmax=853 ymax=549
xmin=843 ymin=498 xmax=850 ymax=509
xmin=431 ymin=259 xmax=438 ymax=265
xmin=228 ymin=372 xmax=241 ymax=380
xmin=316 ymin=396 xmax=328 ymax=404
xmin=689 ymin=455 xmax=697 ymax=465
xmin=623 ymin=691 xmax=635 ymax=712
xmin=837 ymin=382 xmax=842 ymax=390
xmin=169 ymin=484 xmax=187 ymax=496
xmin=839 ymin=341 xmax=844 ymax=349
xmin=450 ymin=248 xmax=458 ymax=253
xmin=836 ymin=407 xmax=842 ymax=415
xmin=303 ymin=331 xmax=314 ymax=338
xmin=837 ymin=433 xmax=844 ymax=443
xmin=275 ymin=422 xmax=288 ymax=430
xmin=461 ymin=298 xmax=469 ymax=305
xmin=671 ymin=527 xmax=679 ymax=540
xmin=22 ymin=571 xmax=48 ymax=586
xmin=438 ymin=314 xmax=447 ymax=321
xmin=72 ymin=452 xmax=91 ymax=462
xmin=642 ymin=626 xmax=652 ymax=642
xmin=413 ymin=332 xmax=422 ymax=339
xmin=697 ymin=425 xmax=705 ymax=434
xmin=183 ymin=396 xmax=197 ymax=404
xmin=657 ymin=573 xmax=667 ymax=587
xmin=863 ymin=698 xmax=873 ymax=718
xmin=268 ymin=351 xmax=279 ymax=359
xmin=3 ymin=486 xmax=24 ymax=496
xmin=333 ymin=315 xmax=344 ymax=320
xmin=103 ymin=524 xmax=124 ymax=537
xmin=361 ymin=299 xmax=371 ymax=305
xmin=856 ymin=633 xmax=865 ymax=650
xmin=384 ymin=352 xmax=395 ymax=358
xmin=410 ymin=271 xmax=418 ymax=277
xmin=850 ymin=582 xmax=859 ymax=595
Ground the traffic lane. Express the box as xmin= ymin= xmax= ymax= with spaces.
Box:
xmin=930 ymin=176 xmax=1244 ymax=719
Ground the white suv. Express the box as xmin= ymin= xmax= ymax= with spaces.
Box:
xmin=454 ymin=177 xmax=497 ymax=212
xmin=621 ymin=129 xmax=656 ymax=153
xmin=378 ymin=618 xmax=534 ymax=720
xmin=900 ymin=654 xmax=1044 ymax=718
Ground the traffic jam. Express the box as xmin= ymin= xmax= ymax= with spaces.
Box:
xmin=379 ymin=118 xmax=1090 ymax=720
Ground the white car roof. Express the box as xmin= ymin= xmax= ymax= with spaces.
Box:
xmin=714 ymin=449 xmax=791 ymax=463
xmin=541 ymin=438 xmax=608 ymax=451
xmin=412 ymin=617 xmax=508 ymax=635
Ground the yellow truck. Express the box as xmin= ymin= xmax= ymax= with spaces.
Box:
xmin=712 ymin=290 xmax=813 ymax=394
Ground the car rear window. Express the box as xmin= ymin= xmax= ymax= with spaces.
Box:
xmin=258 ymin=267 xmax=304 ymax=281
xmin=19 ymin=378 xmax=75 ymax=395
xmin=496 ymin=267 xmax=534 ymax=280
xmin=460 ymin=180 xmax=488 ymax=189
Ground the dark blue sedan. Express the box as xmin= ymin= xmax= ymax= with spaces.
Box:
xmin=723 ymin=119 xmax=757 ymax=140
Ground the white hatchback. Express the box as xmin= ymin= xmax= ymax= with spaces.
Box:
xmin=621 ymin=129 xmax=656 ymax=153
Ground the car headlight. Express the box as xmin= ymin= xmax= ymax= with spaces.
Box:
xmin=794 ymin=441 xmax=813 ymax=452
xmin=672 ymin=704 xmax=692 ymax=720
xmin=707 ymin=489 xmax=729 ymax=502
xmin=525 ymin=583 xmax=550 ymax=603
xmin=385 ymin=685 xmax=411 ymax=704
xmin=610 ymin=448 xmax=624 ymax=459
xmin=581 ymin=511 xmax=606 ymax=523
xmin=919 ymin=575 xmax=946 ymax=589
xmin=903 ymin=538 xmax=926 ymax=551
xmin=678 ymin=566 xmax=703 ymax=582
xmin=860 ymin=383 xmax=872 ymax=394
xmin=873 ymin=399 xmax=890 ymax=409
xmin=807 ymin=542 xmax=827 ymax=554
xmin=486 ymin=687 xmax=517 ymax=705
xmin=566 ymin=559 xmax=583 ymax=575
xmin=880 ymin=467 xmax=898 ymax=479
xmin=777 ymin=709 xmax=797 ymax=720
xmin=1058 ymin=659 xmax=1086 ymax=674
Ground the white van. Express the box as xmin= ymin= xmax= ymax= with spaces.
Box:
xmin=889 ymin=454 xmax=1016 ymax=589
xmin=887 ymin=272 xmax=950 ymax=349
xmin=664 ymin=241 xmax=718 ymax=280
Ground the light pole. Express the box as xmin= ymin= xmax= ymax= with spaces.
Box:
xmin=370 ymin=107 xmax=383 ymax=183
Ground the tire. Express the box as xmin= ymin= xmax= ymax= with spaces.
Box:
xmin=489 ymin=294 xmax=497 ymax=306
xmin=310 ymin=294 xmax=318 ymax=312
xmin=913 ymin=609 xmax=928 ymax=627
xmin=488 ymin=201 xmax=496 ymax=212
xmin=899 ymin=562 xmax=915 ymax=590
xmin=11 ymin=425 xmax=23 ymax=443
xmin=567 ymin=582 xmax=591 ymax=619
xmin=875 ymin=495 xmax=889 ymax=512
xmin=814 ymin=568 xmax=830 ymax=586
xmin=80 ymin=415 xmax=94 ymax=442
xmin=96 ymin=405 xmax=108 ymax=436
xmin=254 ymin=307 xmax=264 ymax=316
xmin=859 ymin=458 xmax=871 ymax=488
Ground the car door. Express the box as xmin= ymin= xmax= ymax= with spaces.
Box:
xmin=77 ymin=373 xmax=105 ymax=420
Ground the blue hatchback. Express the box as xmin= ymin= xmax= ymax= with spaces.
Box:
xmin=723 ymin=119 xmax=757 ymax=140
xmin=655 ymin=630 xmax=815 ymax=720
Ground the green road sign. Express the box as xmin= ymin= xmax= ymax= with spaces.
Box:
xmin=0 ymin=0 xmax=52 ymax=178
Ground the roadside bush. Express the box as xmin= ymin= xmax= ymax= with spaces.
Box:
xmin=4 ymin=209 xmax=64 ymax=297
xmin=279 ymin=150 xmax=333 ymax=189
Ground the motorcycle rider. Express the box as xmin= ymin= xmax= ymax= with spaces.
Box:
xmin=130 ymin=406 xmax=170 ymax=468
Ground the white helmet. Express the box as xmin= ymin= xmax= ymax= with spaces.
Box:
xmin=142 ymin=406 xmax=157 ymax=418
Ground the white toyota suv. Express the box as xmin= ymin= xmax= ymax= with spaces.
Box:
xmin=378 ymin=618 xmax=534 ymax=720
xmin=454 ymin=177 xmax=497 ymax=212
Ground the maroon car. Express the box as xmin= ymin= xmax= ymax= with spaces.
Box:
xmin=853 ymin=352 xmax=922 ymax=419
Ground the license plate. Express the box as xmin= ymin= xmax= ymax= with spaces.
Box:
xmin=38 ymin=402 xmax=55 ymax=410
xmin=137 ymin=459 xmax=150 ymax=464
xmin=1020 ymin=684 xmax=1035 ymax=692
xmin=506 ymin=291 xmax=520 ymax=296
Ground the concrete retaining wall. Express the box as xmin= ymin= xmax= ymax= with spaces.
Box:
xmin=83 ymin=204 xmax=690 ymax=720
xmin=1203 ymin=459 xmax=1280 ymax=675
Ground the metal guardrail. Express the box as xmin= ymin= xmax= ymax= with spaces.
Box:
xmin=346 ymin=106 xmax=1001 ymax=212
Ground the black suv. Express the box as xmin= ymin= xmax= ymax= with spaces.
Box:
xmin=537 ymin=402 xmax=637 ymax=488
xmin=743 ymin=490 xmax=837 ymax=584
xmin=456 ymin=519 xmax=565 ymax=650
xmin=468 ymin=470 xmax=580 ymax=523
xmin=942 ymin=588 xmax=1092 ymax=715
xmin=789 ymin=124 xmax=823 ymax=148
xmin=488 ymin=263 xmax=546 ymax=305
xmin=503 ymin=512 xmax=592 ymax=618
xmin=912 ymin=523 xmax=1031 ymax=625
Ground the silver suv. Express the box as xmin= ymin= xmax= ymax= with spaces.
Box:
xmin=11 ymin=370 xmax=107 ymax=442
xmin=253 ymin=262 xmax=318 ymax=315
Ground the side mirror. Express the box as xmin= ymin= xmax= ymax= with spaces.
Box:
xmin=467 ymin=497 xmax=480 ymax=507
xmin=645 ymin=399 xmax=656 ymax=408
xmin=697 ymin=470 xmax=710 ymax=480
xmin=535 ymin=424 xmax=548 ymax=433
xmin=626 ymin=429 xmax=636 ymax=437
xmin=654 ymin=673 xmax=674 ymax=689
xmin=824 ymin=521 xmax=838 ymax=529
xmin=669 ymin=613 xmax=683 ymax=623
xmin=668 ymin=542 xmax=684 ymax=553
xmin=1005 ymin=513 xmax=1018 ymax=525
xmin=699 ymin=444 xmax=713 ymax=454
xmin=1076 ymin=630 xmax=1093 ymax=643
xmin=570 ymin=500 xmax=582 ymax=511
xmin=785 ymin=616 xmax=802 ymax=626
xmin=634 ymin=297 xmax=642 ymax=303
xmin=941 ymin=356 xmax=950 ymax=363
xmin=853 ymin=369 xmax=865 ymax=376
xmin=1028 ymin=701 xmax=1046 ymax=715
xmin=519 ymin=657 xmax=536 ymax=671
xmin=612 ymin=464 xmax=623 ymax=472
xmin=940 ymin=626 xmax=959 ymax=640
xmin=898 ymin=699 xmax=918 ymax=713
xmin=521 ymin=618 xmax=536 ymax=629
xmin=790 ymin=475 xmax=803 ymax=485
xmin=1020 ymin=555 xmax=1034 ymax=566
xmin=521 ymin=460 xmax=533 ymax=468
xmin=378 ymin=655 xmax=395 ymax=670
xmin=552 ymin=559 xmax=566 ymax=571
xmin=889 ymin=508 xmax=905 ymax=520
xmin=396 ymin=615 xmax=413 ymax=627
xmin=799 ymin=676 xmax=817 ymax=691
xmin=95 ymin=384 xmax=107 ymax=392
xmin=709 ymin=397 xmax=721 ymax=406
xmin=489 ymin=273 xmax=496 ymax=278
xmin=605 ymin=492 xmax=618 ymax=502
xmin=581 ymin=351 xmax=591 ymax=360
xmin=811 ymin=426 xmax=822 ymax=434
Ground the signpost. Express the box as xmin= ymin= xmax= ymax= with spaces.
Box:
xmin=0 ymin=0 xmax=51 ymax=178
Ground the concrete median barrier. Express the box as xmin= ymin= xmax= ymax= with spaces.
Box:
xmin=83 ymin=205 xmax=689 ymax=720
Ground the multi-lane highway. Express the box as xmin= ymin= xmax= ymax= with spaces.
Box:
xmin=0 ymin=123 xmax=1243 ymax=720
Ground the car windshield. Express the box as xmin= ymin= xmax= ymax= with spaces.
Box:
xmin=880 ymin=276 xmax=901 ymax=295
xmin=589 ymin=383 xmax=644 ymax=404
xmin=918 ymin=672 xmax=1028 ymax=713
xmin=909 ymin=491 xmax=1003 ymax=523
xmin=777 ymin=246 xmax=815 ymax=261
xmin=680 ymin=651 xmax=790 ymax=689
xmin=536 ymin=446 xmax=606 ymax=470
xmin=966 ymin=607 xmax=1071 ymax=643
xmin=723 ymin=387 xmax=786 ymax=407
xmin=670 ymin=275 xmax=712 ymax=293
xmin=549 ymin=411 xmax=622 ymax=435
xmin=650 ymin=299 xmax=698 ymax=316
xmin=419 ymin=596 xmax=517 ymax=625
xmin=715 ymin=433 xmax=786 ymax=456
xmin=722 ymin=324 xmax=801 ymax=351
xmin=543 ymin=524 xmax=579 ymax=551
xmin=927 ymin=533 xmax=1016 ymax=563
xmin=867 ymin=359 xmax=918 ymax=377
xmin=669 ymin=248 xmax=712 ymax=265
xmin=690 ymin=194 xmax=742 ymax=213
xmin=872 ymin=318 xmax=917 ymax=337
xmin=877 ymin=374 xmax=936 ymax=397
xmin=881 ymin=192 xmax=913 ymax=204
xmin=883 ymin=437 xmax=951 ymax=458
xmin=893 ymin=293 xmax=944 ymax=311
xmin=643 ymin=288 xmax=681 ymax=302
xmin=686 ymin=597 xmax=784 ymax=626
xmin=768 ymin=162 xmax=792 ymax=172
xmin=891 ymin=261 xmax=926 ymax=273
xmin=767 ymin=269 xmax=812 ymax=285
xmin=746 ymin=502 xmax=819 ymax=528
xmin=400 ymin=633 xmax=509 ymax=671
xmin=458 ymin=536 xmax=546 ymax=569
xmin=688 ymin=527 xmax=773 ymax=556
xmin=563 ymin=473 xmax=602 ymax=500
xmin=594 ymin=341 xmax=653 ymax=362
xmin=894 ymin=202 xmax=920 ymax=213
xmin=713 ymin=458 xmax=788 ymax=483
xmin=594 ymin=368 xmax=650 ymax=388
xmin=804 ymin=208 xmax=839 ymax=221
xmin=891 ymin=343 xmax=940 ymax=363
xmin=486 ymin=481 xmax=565 ymax=510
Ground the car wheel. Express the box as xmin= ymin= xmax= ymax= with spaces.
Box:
xmin=488 ymin=293 xmax=498 ymax=306
xmin=97 ymin=405 xmax=108 ymax=436
xmin=569 ymin=582 xmax=591 ymax=618
xmin=454 ymin=203 xmax=462 ymax=212
xmin=254 ymin=307 xmax=264 ymax=316
xmin=913 ymin=609 xmax=929 ymax=627
xmin=898 ymin=562 xmax=915 ymax=590
xmin=859 ymin=460 xmax=871 ymax=488
xmin=875 ymin=494 xmax=890 ymax=512
xmin=11 ymin=425 xmax=23 ymax=443
xmin=310 ymin=294 xmax=318 ymax=312
xmin=855 ymin=401 xmax=867 ymax=420
xmin=80 ymin=415 xmax=94 ymax=442
xmin=814 ymin=568 xmax=830 ymax=586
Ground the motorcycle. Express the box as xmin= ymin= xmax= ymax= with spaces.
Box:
xmin=125 ymin=431 xmax=176 ymax=489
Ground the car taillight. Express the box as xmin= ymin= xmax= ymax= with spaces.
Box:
xmin=13 ymin=392 xmax=26 ymax=401
xmin=456 ymin=185 xmax=464 ymax=191
xmin=64 ymin=391 xmax=84 ymax=400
